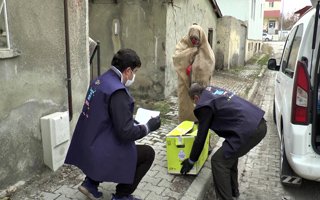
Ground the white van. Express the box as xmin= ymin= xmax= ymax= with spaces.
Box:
xmin=267 ymin=2 xmax=320 ymax=186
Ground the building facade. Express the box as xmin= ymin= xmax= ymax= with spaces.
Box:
xmin=263 ymin=0 xmax=281 ymax=34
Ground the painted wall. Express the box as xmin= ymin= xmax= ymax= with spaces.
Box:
xmin=0 ymin=0 xmax=89 ymax=189
xmin=216 ymin=0 xmax=264 ymax=40
xmin=165 ymin=0 xmax=219 ymax=97
xmin=264 ymin=0 xmax=281 ymax=11
xmin=248 ymin=0 xmax=264 ymax=40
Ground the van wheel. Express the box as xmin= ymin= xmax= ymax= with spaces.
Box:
xmin=280 ymin=135 xmax=302 ymax=186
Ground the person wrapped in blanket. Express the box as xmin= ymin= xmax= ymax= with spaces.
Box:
xmin=172 ymin=24 xmax=215 ymax=122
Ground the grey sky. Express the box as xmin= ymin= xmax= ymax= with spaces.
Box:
xmin=283 ymin=0 xmax=312 ymax=14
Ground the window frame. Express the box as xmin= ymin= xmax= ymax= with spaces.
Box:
xmin=0 ymin=0 xmax=19 ymax=59
xmin=269 ymin=2 xmax=274 ymax=8
xmin=269 ymin=20 xmax=276 ymax=29
xmin=0 ymin=0 xmax=10 ymax=49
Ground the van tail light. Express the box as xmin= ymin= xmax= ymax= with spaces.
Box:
xmin=291 ymin=61 xmax=310 ymax=125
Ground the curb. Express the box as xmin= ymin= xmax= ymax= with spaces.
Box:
xmin=247 ymin=66 xmax=266 ymax=102
xmin=181 ymin=66 xmax=266 ymax=200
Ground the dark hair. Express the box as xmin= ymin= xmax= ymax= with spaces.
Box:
xmin=111 ymin=48 xmax=141 ymax=72
xmin=188 ymin=83 xmax=205 ymax=98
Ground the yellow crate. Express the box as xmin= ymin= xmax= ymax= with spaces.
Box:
xmin=166 ymin=121 xmax=210 ymax=175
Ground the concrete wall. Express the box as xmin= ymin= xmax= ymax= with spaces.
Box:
xmin=216 ymin=16 xmax=247 ymax=70
xmin=0 ymin=0 xmax=89 ymax=189
xmin=165 ymin=0 xmax=219 ymax=97
xmin=89 ymin=0 xmax=167 ymax=99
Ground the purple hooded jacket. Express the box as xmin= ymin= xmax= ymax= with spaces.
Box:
xmin=65 ymin=69 xmax=141 ymax=184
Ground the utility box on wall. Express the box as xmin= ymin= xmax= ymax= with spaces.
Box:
xmin=40 ymin=111 xmax=70 ymax=171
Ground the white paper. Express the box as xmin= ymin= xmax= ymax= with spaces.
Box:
xmin=135 ymin=108 xmax=160 ymax=124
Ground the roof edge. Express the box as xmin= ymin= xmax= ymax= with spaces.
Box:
xmin=209 ymin=0 xmax=223 ymax=18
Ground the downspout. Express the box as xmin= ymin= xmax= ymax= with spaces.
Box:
xmin=64 ymin=0 xmax=73 ymax=121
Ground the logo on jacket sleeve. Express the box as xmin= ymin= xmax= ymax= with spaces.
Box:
xmin=82 ymin=87 xmax=96 ymax=118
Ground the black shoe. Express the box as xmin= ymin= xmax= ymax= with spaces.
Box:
xmin=78 ymin=178 xmax=103 ymax=200
xmin=232 ymin=188 xmax=240 ymax=198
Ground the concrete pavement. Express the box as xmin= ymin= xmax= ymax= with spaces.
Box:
xmin=4 ymin=61 xmax=266 ymax=200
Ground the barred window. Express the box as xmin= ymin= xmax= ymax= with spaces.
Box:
xmin=0 ymin=0 xmax=19 ymax=59
xmin=0 ymin=0 xmax=10 ymax=49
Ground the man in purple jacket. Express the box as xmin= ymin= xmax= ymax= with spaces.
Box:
xmin=180 ymin=83 xmax=267 ymax=200
xmin=65 ymin=49 xmax=161 ymax=200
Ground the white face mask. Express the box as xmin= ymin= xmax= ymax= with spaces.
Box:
xmin=125 ymin=74 xmax=135 ymax=87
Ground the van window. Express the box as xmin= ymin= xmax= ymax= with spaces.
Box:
xmin=287 ymin=25 xmax=303 ymax=72
xmin=281 ymin=24 xmax=303 ymax=78
xmin=281 ymin=27 xmax=297 ymax=75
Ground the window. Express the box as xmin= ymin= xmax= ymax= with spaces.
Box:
xmin=0 ymin=0 xmax=19 ymax=59
xmin=280 ymin=25 xmax=303 ymax=78
xmin=208 ymin=28 xmax=213 ymax=48
xmin=0 ymin=0 xmax=10 ymax=49
xmin=287 ymin=25 xmax=303 ymax=71
xmin=269 ymin=20 xmax=276 ymax=29
xmin=269 ymin=2 xmax=274 ymax=7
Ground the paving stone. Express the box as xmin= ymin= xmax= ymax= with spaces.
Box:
xmin=38 ymin=192 xmax=60 ymax=200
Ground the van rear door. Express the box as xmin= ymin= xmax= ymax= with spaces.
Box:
xmin=311 ymin=1 xmax=320 ymax=154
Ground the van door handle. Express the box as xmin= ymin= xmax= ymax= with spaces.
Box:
xmin=276 ymin=79 xmax=280 ymax=83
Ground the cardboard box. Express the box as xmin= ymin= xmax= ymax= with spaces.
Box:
xmin=166 ymin=121 xmax=211 ymax=175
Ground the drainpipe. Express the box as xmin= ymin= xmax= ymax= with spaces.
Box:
xmin=64 ymin=0 xmax=73 ymax=121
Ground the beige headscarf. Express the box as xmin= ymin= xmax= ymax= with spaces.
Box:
xmin=172 ymin=24 xmax=215 ymax=122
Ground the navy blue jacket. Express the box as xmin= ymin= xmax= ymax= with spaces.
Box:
xmin=65 ymin=69 xmax=146 ymax=184
xmin=193 ymin=86 xmax=265 ymax=158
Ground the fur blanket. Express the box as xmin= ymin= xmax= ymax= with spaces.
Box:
xmin=172 ymin=24 xmax=215 ymax=122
